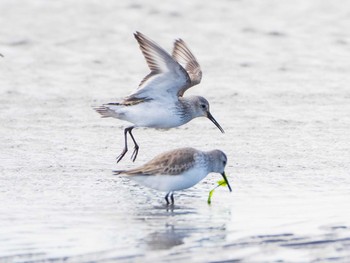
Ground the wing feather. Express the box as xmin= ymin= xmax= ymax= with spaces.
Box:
xmin=126 ymin=32 xmax=191 ymax=102
xmin=172 ymin=39 xmax=202 ymax=96
xmin=114 ymin=148 xmax=198 ymax=176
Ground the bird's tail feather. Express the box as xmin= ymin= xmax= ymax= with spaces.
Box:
xmin=93 ymin=104 xmax=120 ymax=118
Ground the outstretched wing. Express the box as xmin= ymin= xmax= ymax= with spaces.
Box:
xmin=172 ymin=39 xmax=202 ymax=96
xmin=124 ymin=32 xmax=191 ymax=103
xmin=114 ymin=147 xmax=197 ymax=176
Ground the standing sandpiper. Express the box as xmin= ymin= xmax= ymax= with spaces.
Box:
xmin=94 ymin=32 xmax=224 ymax=163
xmin=113 ymin=147 xmax=231 ymax=205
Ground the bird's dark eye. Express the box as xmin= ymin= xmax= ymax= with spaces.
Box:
xmin=201 ymin=104 xmax=206 ymax=109
xmin=223 ymin=160 xmax=227 ymax=165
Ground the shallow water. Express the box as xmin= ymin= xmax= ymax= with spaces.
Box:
xmin=1 ymin=0 xmax=350 ymax=262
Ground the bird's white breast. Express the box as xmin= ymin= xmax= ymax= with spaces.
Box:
xmin=129 ymin=166 xmax=208 ymax=192
xmin=119 ymin=101 xmax=185 ymax=128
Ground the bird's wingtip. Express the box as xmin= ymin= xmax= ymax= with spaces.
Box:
xmin=113 ymin=170 xmax=125 ymax=175
xmin=174 ymin=38 xmax=184 ymax=44
xmin=134 ymin=31 xmax=144 ymax=39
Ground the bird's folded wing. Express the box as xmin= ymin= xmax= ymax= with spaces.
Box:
xmin=118 ymin=148 xmax=197 ymax=176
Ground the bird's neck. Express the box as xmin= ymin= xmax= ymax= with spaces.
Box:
xmin=194 ymin=151 xmax=212 ymax=172
xmin=205 ymin=152 xmax=216 ymax=172
xmin=178 ymin=97 xmax=199 ymax=119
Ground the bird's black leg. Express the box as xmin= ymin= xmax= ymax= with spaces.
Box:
xmin=128 ymin=127 xmax=139 ymax=162
xmin=170 ymin=192 xmax=174 ymax=205
xmin=165 ymin=192 xmax=170 ymax=205
xmin=116 ymin=127 xmax=132 ymax=163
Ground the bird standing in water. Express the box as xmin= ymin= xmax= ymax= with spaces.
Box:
xmin=113 ymin=147 xmax=231 ymax=205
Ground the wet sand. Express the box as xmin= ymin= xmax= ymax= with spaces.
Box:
xmin=1 ymin=0 xmax=350 ymax=262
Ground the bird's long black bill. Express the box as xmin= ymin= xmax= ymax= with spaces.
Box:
xmin=221 ymin=171 xmax=232 ymax=192
xmin=207 ymin=112 xmax=225 ymax=133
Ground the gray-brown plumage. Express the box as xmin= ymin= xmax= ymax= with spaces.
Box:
xmin=113 ymin=147 xmax=197 ymax=176
xmin=172 ymin=39 xmax=202 ymax=96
